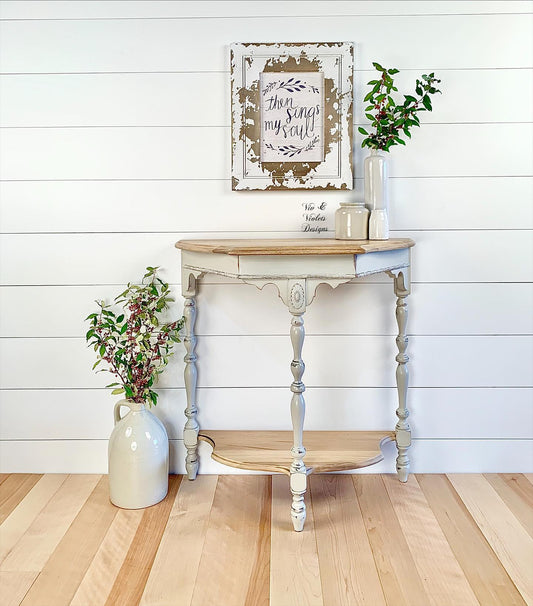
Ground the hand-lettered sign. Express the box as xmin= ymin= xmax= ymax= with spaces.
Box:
xmin=230 ymin=42 xmax=354 ymax=190
xmin=260 ymin=72 xmax=324 ymax=163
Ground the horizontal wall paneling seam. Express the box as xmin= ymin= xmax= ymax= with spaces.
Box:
xmin=1 ymin=336 xmax=531 ymax=388
xmin=1 ymin=382 xmax=532 ymax=444
xmin=0 ymin=69 xmax=531 ymax=127
xmin=1 ymin=15 xmax=531 ymax=73
xmin=1 ymin=125 xmax=531 ymax=180
xmin=1 ymin=0 xmax=531 ymax=19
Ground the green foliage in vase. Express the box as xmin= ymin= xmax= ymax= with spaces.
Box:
xmin=358 ymin=62 xmax=441 ymax=152
xmin=85 ymin=267 xmax=184 ymax=406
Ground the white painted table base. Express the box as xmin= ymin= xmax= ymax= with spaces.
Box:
xmin=176 ymin=238 xmax=414 ymax=531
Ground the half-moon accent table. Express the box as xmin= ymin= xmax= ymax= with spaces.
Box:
xmin=175 ymin=238 xmax=415 ymax=531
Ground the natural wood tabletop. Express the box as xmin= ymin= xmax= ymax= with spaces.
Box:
xmin=176 ymin=237 xmax=415 ymax=255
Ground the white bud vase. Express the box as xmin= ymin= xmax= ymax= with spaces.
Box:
xmin=364 ymin=149 xmax=390 ymax=240
xmin=108 ymin=399 xmax=169 ymax=509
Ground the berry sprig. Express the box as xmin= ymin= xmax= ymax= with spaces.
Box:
xmin=85 ymin=267 xmax=184 ymax=406
xmin=358 ymin=62 xmax=441 ymax=152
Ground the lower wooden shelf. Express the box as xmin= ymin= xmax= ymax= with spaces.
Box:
xmin=198 ymin=430 xmax=395 ymax=475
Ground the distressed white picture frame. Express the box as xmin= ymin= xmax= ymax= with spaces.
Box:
xmin=231 ymin=42 xmax=354 ymax=191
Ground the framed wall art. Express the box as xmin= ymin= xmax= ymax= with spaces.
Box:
xmin=231 ymin=42 xmax=354 ymax=191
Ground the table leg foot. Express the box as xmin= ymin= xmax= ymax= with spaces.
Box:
xmin=185 ymin=448 xmax=199 ymax=481
xmin=396 ymin=448 xmax=410 ymax=482
xmin=290 ymin=472 xmax=307 ymax=531
xmin=291 ymin=502 xmax=306 ymax=531
xmin=186 ymin=465 xmax=198 ymax=481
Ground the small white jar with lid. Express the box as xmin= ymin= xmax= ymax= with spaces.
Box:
xmin=335 ymin=202 xmax=369 ymax=240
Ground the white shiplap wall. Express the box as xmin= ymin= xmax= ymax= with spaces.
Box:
xmin=0 ymin=0 xmax=532 ymax=474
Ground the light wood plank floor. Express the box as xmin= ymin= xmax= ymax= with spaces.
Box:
xmin=0 ymin=473 xmax=531 ymax=606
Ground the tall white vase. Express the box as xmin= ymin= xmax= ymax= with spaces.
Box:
xmin=364 ymin=149 xmax=390 ymax=240
xmin=108 ymin=399 xmax=169 ymax=509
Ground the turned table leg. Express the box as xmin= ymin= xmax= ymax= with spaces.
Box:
xmin=389 ymin=269 xmax=412 ymax=482
xmin=289 ymin=310 xmax=307 ymax=531
xmin=182 ymin=272 xmax=200 ymax=480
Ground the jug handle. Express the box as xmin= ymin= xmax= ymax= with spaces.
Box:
xmin=114 ymin=399 xmax=131 ymax=425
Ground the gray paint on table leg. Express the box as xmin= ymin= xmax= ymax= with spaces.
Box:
xmin=289 ymin=307 xmax=307 ymax=531
xmin=388 ymin=268 xmax=412 ymax=482
xmin=182 ymin=270 xmax=201 ymax=481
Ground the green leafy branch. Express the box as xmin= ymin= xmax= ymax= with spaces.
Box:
xmin=358 ymin=62 xmax=441 ymax=152
xmin=85 ymin=266 xmax=184 ymax=406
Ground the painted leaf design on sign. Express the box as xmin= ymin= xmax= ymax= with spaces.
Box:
xmin=273 ymin=136 xmax=320 ymax=157
xmin=278 ymin=78 xmax=312 ymax=93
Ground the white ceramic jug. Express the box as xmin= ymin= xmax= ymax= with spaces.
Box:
xmin=108 ymin=399 xmax=169 ymax=509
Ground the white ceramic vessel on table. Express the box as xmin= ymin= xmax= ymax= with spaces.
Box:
xmin=364 ymin=149 xmax=390 ymax=240
xmin=335 ymin=201 xmax=369 ymax=239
